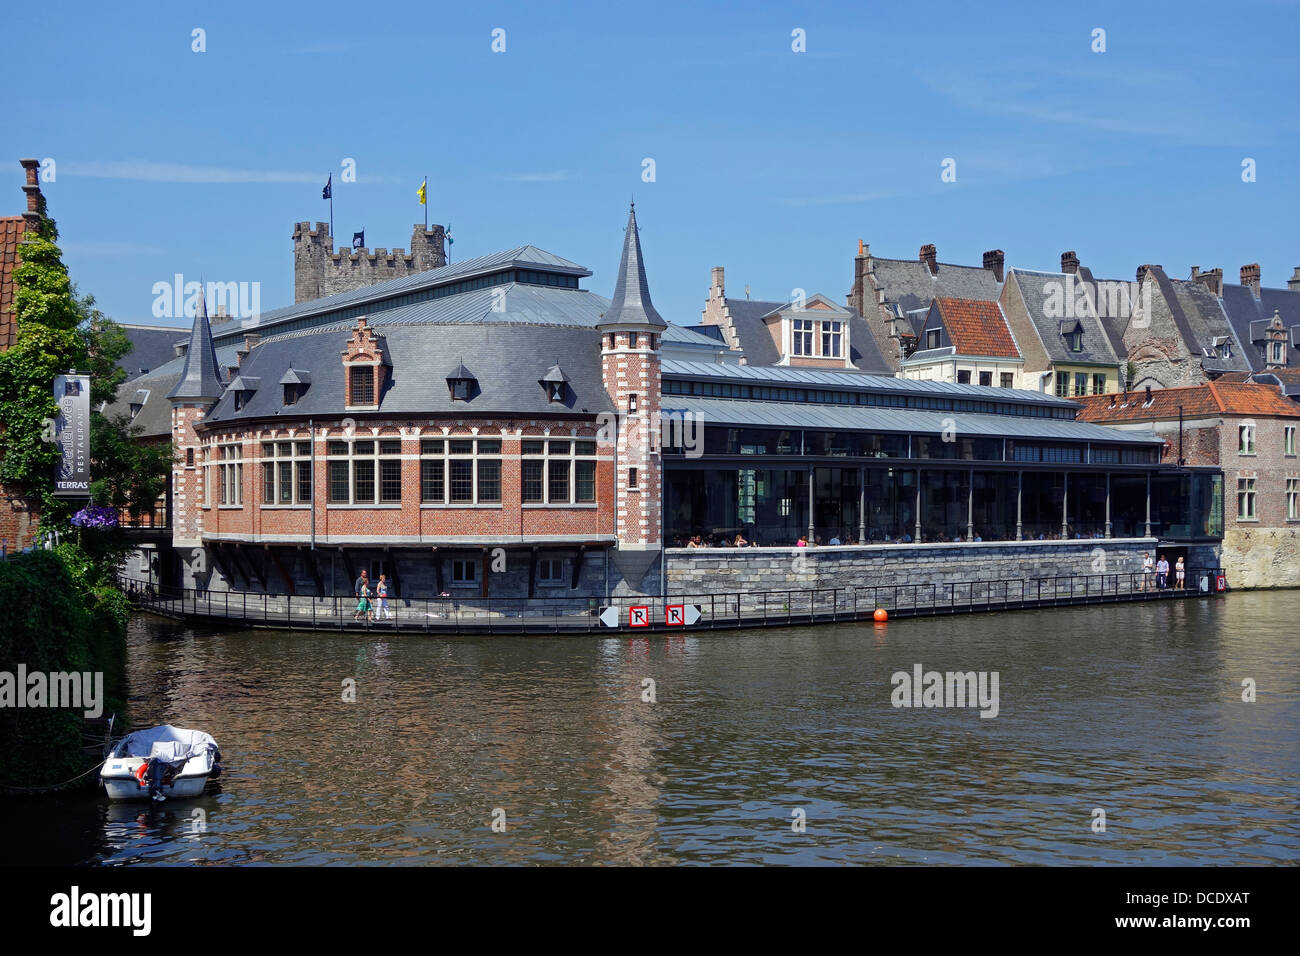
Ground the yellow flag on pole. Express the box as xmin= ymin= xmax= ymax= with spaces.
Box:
xmin=417 ymin=179 xmax=427 ymax=205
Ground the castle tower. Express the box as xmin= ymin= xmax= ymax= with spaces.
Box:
xmin=598 ymin=203 xmax=666 ymax=570
xmin=167 ymin=293 xmax=225 ymax=549
xmin=291 ymin=221 xmax=330 ymax=303
xmin=292 ymin=221 xmax=447 ymax=304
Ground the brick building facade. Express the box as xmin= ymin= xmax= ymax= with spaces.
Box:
xmin=1075 ymin=382 xmax=1300 ymax=587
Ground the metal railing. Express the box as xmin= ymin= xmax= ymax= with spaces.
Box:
xmin=118 ymin=566 xmax=1225 ymax=633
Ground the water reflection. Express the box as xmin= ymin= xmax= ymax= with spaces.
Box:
xmin=3 ymin=592 xmax=1297 ymax=865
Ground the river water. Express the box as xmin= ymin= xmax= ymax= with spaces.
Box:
xmin=6 ymin=592 xmax=1298 ymax=865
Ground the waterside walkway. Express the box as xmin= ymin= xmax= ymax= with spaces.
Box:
xmin=122 ymin=568 xmax=1225 ymax=634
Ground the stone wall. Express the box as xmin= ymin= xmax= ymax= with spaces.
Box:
xmin=662 ymin=538 xmax=1167 ymax=596
xmin=1221 ymin=527 xmax=1300 ymax=589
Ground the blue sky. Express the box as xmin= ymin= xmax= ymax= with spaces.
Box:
xmin=4 ymin=0 xmax=1297 ymax=329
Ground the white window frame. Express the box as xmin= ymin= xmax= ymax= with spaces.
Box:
xmin=1237 ymin=477 xmax=1257 ymax=520
xmin=792 ymin=318 xmax=814 ymax=356
xmin=419 ymin=437 xmax=501 ymax=505
xmin=1239 ymin=424 xmax=1255 ymax=455
xmin=326 ymin=437 xmax=403 ymax=505
xmin=1285 ymin=425 xmax=1296 ymax=456
xmin=217 ymin=442 xmax=243 ymax=506
xmin=260 ymin=439 xmax=313 ymax=506
xmin=1288 ymin=478 xmax=1299 ymax=520
xmin=821 ymin=320 xmax=842 ymax=358
xmin=522 ymin=439 xmax=597 ymax=505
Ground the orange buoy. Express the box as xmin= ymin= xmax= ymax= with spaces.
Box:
xmin=873 ymin=608 xmax=889 ymax=622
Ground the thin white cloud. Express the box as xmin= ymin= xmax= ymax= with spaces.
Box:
xmin=61 ymin=161 xmax=325 ymax=184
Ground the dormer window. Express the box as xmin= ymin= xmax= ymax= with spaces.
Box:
xmin=128 ymin=389 xmax=149 ymax=420
xmin=1070 ymin=331 xmax=1083 ymax=352
xmin=280 ymin=367 xmax=311 ymax=407
xmin=540 ymin=363 xmax=570 ymax=403
xmin=926 ymin=328 xmax=940 ymax=350
xmin=350 ymin=366 xmax=374 ymax=405
xmin=447 ymin=362 xmax=476 ymax=402
xmin=227 ymin=375 xmax=259 ymax=412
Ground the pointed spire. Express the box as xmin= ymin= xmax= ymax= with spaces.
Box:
xmin=167 ymin=287 xmax=225 ymax=402
xmin=597 ymin=203 xmax=666 ymax=329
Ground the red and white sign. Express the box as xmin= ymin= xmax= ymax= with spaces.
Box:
xmin=629 ymin=606 xmax=650 ymax=627
xmin=665 ymin=604 xmax=685 ymax=626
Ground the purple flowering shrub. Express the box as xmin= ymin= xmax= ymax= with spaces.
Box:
xmin=70 ymin=504 xmax=120 ymax=529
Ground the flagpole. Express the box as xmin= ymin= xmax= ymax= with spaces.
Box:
xmin=424 ymin=174 xmax=428 ymax=230
xmin=329 ymin=190 xmax=334 ymax=244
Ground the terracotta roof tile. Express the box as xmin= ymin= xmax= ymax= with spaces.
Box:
xmin=0 ymin=215 xmax=26 ymax=351
xmin=1072 ymin=382 xmax=1300 ymax=422
xmin=931 ymin=297 xmax=1020 ymax=358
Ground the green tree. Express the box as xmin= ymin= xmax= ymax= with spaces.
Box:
xmin=0 ymin=210 xmax=172 ymax=540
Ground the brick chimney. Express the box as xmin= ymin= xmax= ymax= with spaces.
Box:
xmin=1288 ymin=267 xmax=1300 ymax=292
xmin=710 ymin=266 xmax=725 ymax=297
xmin=1190 ymin=266 xmax=1223 ymax=297
xmin=19 ymin=158 xmax=42 ymax=231
xmin=235 ymin=333 xmax=261 ymax=367
xmin=919 ymin=244 xmax=938 ymax=276
xmin=982 ymin=249 xmax=1005 ymax=282
xmin=1241 ymin=263 xmax=1261 ymax=297
xmin=1061 ymin=251 xmax=1079 ymax=275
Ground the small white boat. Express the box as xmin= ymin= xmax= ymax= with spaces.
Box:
xmin=101 ymin=725 xmax=221 ymax=802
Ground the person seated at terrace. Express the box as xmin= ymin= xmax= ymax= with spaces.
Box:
xmin=687 ymin=535 xmax=702 ymax=549
xmin=733 ymin=534 xmax=748 ymax=547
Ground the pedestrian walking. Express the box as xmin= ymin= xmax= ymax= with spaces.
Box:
xmin=377 ymin=573 xmax=392 ymax=620
xmin=1156 ymin=554 xmax=1170 ymax=590
xmin=1142 ymin=552 xmax=1154 ymax=591
xmin=354 ymin=569 xmax=371 ymax=622
xmin=1175 ymin=557 xmax=1185 ymax=589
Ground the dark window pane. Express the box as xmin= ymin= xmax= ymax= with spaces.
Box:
xmin=522 ymin=460 xmax=544 ymax=502
xmin=476 ymin=440 xmax=501 ymax=455
xmin=449 ymin=440 xmax=473 ymax=455
xmin=477 ymin=460 xmax=501 ymax=502
xmin=296 ymin=462 xmax=312 ymax=502
xmin=450 ymin=460 xmax=474 ymax=501
xmin=329 ymin=461 xmax=350 ymax=502
xmin=576 ymin=461 xmax=596 ymax=502
xmin=354 ymin=440 xmax=374 ymax=455
xmin=421 ymin=460 xmax=444 ymax=502
xmin=522 ymin=440 xmax=545 ymax=455
xmin=379 ymin=439 xmax=401 ymax=455
xmin=327 ymin=440 xmax=348 ymax=456
xmin=380 ymin=459 xmax=402 ymax=502
xmin=549 ymin=440 xmax=571 ymax=454
xmin=354 ymin=460 xmax=375 ymax=502
xmin=350 ymin=365 xmax=375 ymax=404
xmin=278 ymin=461 xmax=293 ymax=503
xmin=575 ymin=440 xmax=596 ymax=455
xmin=263 ymin=462 xmax=275 ymax=503
xmin=296 ymin=441 xmax=311 ymax=456
xmin=420 ymin=439 xmax=444 ymax=455
xmin=548 ymin=459 xmax=570 ymax=502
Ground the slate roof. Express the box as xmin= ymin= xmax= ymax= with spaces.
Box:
xmin=1219 ymin=281 xmax=1300 ymax=372
xmin=0 ymin=216 xmax=25 ymax=350
xmin=661 ymin=359 xmax=1074 ymax=409
xmin=201 ymin=322 xmax=614 ymax=424
xmin=1072 ymin=382 xmax=1300 ymax=422
xmin=213 ymin=244 xmax=593 ymax=344
xmin=597 ymin=204 xmax=666 ymax=329
xmin=927 ymin=298 xmax=1021 ymax=359
xmin=665 ymin=395 xmax=1160 ymax=445
xmin=166 ymin=299 xmax=226 ymax=401
xmin=868 ymin=255 xmax=1002 ymax=316
xmin=662 ymin=322 xmax=729 ymax=347
xmin=1003 ymin=269 xmax=1121 ymax=365
xmin=116 ymin=323 xmax=188 ymax=378
xmin=1144 ymin=266 xmax=1251 ymax=374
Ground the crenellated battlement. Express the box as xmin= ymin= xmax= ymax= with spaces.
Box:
xmin=293 ymin=222 xmax=446 ymax=303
